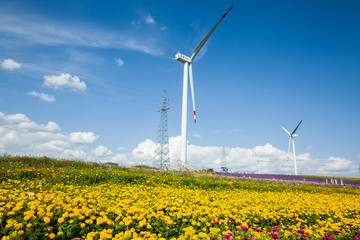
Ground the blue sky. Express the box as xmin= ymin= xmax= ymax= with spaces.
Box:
xmin=1 ymin=0 xmax=359 ymax=177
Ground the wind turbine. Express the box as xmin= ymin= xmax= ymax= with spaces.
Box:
xmin=281 ymin=120 xmax=303 ymax=175
xmin=174 ymin=6 xmax=233 ymax=164
xmin=257 ymin=158 xmax=269 ymax=174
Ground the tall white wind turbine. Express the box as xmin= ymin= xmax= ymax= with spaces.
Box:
xmin=174 ymin=6 xmax=233 ymax=164
xmin=281 ymin=120 xmax=303 ymax=175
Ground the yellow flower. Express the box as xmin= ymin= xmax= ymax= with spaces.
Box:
xmin=58 ymin=217 xmax=65 ymax=223
xmin=49 ymin=233 xmax=55 ymax=239
xmin=44 ymin=216 xmax=51 ymax=223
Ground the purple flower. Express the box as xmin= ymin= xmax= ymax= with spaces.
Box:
xmin=234 ymin=228 xmax=239 ymax=231
xmin=296 ymin=230 xmax=305 ymax=234
xmin=241 ymin=226 xmax=248 ymax=231
xmin=270 ymin=232 xmax=279 ymax=239
xmin=214 ymin=221 xmax=219 ymax=224
xmin=273 ymin=226 xmax=280 ymax=229
xmin=230 ymin=221 xmax=236 ymax=224
xmin=300 ymin=225 xmax=306 ymax=229
xmin=294 ymin=219 xmax=300 ymax=223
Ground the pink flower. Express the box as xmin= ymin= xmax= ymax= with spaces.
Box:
xmin=241 ymin=226 xmax=248 ymax=231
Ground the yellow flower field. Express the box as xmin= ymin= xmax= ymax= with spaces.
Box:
xmin=0 ymin=156 xmax=359 ymax=240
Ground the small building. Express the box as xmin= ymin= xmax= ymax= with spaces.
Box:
xmin=104 ymin=162 xmax=118 ymax=166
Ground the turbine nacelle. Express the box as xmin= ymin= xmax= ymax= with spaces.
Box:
xmin=292 ymin=134 xmax=298 ymax=138
xmin=175 ymin=53 xmax=192 ymax=64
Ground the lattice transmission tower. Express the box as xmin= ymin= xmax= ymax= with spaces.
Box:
xmin=154 ymin=90 xmax=170 ymax=170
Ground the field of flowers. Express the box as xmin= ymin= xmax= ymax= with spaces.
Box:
xmin=0 ymin=156 xmax=359 ymax=240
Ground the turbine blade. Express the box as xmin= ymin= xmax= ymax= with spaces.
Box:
xmin=165 ymin=56 xmax=177 ymax=60
xmin=281 ymin=126 xmax=291 ymax=136
xmin=189 ymin=64 xmax=196 ymax=123
xmin=190 ymin=6 xmax=233 ymax=62
xmin=291 ymin=120 xmax=303 ymax=135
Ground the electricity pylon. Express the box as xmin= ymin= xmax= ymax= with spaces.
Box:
xmin=154 ymin=90 xmax=170 ymax=170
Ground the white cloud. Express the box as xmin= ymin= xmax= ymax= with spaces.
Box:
xmin=145 ymin=15 xmax=155 ymax=24
xmin=131 ymin=136 xmax=358 ymax=177
xmin=43 ymin=121 xmax=61 ymax=132
xmin=117 ymin=146 xmax=126 ymax=151
xmin=116 ymin=58 xmax=124 ymax=67
xmin=132 ymin=139 xmax=155 ymax=158
xmin=0 ymin=112 xmax=99 ymax=159
xmin=160 ymin=26 xmax=167 ymax=31
xmin=305 ymin=145 xmax=313 ymax=151
xmin=28 ymin=91 xmax=55 ymax=102
xmin=193 ymin=134 xmax=201 ymax=138
xmin=0 ymin=112 xmax=30 ymax=123
xmin=69 ymin=132 xmax=99 ymax=144
xmin=92 ymin=145 xmax=113 ymax=157
xmin=43 ymin=73 xmax=86 ymax=91
xmin=17 ymin=120 xmax=61 ymax=132
xmin=1 ymin=58 xmax=21 ymax=70
xmin=0 ymin=14 xmax=162 ymax=56
xmin=0 ymin=111 xmax=357 ymax=177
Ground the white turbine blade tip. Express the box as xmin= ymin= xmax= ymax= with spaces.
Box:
xmin=194 ymin=111 xmax=196 ymax=124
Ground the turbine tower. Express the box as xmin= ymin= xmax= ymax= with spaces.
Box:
xmin=221 ymin=145 xmax=229 ymax=173
xmin=281 ymin=120 xmax=303 ymax=175
xmin=174 ymin=6 xmax=233 ymax=164
xmin=154 ymin=90 xmax=170 ymax=170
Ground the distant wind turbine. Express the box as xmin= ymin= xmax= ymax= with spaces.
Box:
xmin=281 ymin=120 xmax=302 ymax=175
xmin=173 ymin=6 xmax=233 ymax=164
xmin=257 ymin=158 xmax=269 ymax=174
